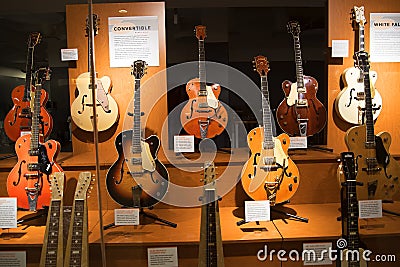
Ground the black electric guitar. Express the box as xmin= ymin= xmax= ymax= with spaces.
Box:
xmin=64 ymin=172 xmax=92 ymax=267
xmin=39 ymin=172 xmax=64 ymax=267
xmin=276 ymin=21 xmax=327 ymax=137
xmin=338 ymin=51 xmax=400 ymax=201
xmin=198 ymin=161 xmax=224 ymax=267
xmin=106 ymin=60 xmax=169 ymax=208
xmin=339 ymin=152 xmax=367 ymax=267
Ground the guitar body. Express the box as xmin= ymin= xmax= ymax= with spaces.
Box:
xmin=7 ymin=134 xmax=62 ymax=210
xmin=335 ymin=67 xmax=382 ymax=124
xmin=4 ymin=86 xmax=52 ymax=142
xmin=70 ymin=72 xmax=119 ymax=132
xmin=241 ymin=127 xmax=299 ymax=204
xmin=276 ymin=76 xmax=327 ymax=136
xmin=338 ymin=125 xmax=400 ymax=200
xmin=180 ymin=78 xmax=228 ymax=139
xmin=106 ymin=131 xmax=169 ymax=208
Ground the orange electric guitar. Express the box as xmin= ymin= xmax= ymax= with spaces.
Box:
xmin=241 ymin=56 xmax=299 ymax=205
xmin=180 ymin=25 xmax=228 ymax=139
xmin=7 ymin=68 xmax=63 ymax=211
xmin=4 ymin=32 xmax=53 ymax=142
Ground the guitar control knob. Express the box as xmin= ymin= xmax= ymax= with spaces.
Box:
xmin=288 ymin=184 xmax=293 ymax=191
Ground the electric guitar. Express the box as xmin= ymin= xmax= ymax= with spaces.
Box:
xmin=276 ymin=21 xmax=327 ymax=137
xmin=39 ymin=172 xmax=64 ymax=267
xmin=7 ymin=68 xmax=63 ymax=211
xmin=339 ymin=152 xmax=367 ymax=267
xmin=64 ymin=172 xmax=92 ymax=267
xmin=180 ymin=25 xmax=228 ymax=139
xmin=241 ymin=56 xmax=300 ymax=205
xmin=4 ymin=32 xmax=53 ymax=141
xmin=338 ymin=51 xmax=400 ymax=201
xmin=335 ymin=6 xmax=382 ymax=125
xmin=198 ymin=161 xmax=224 ymax=267
xmin=70 ymin=14 xmax=119 ymax=132
xmin=106 ymin=60 xmax=169 ymax=208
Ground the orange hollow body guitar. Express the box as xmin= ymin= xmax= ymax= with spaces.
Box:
xmin=4 ymin=32 xmax=53 ymax=142
xmin=276 ymin=21 xmax=327 ymax=137
xmin=180 ymin=25 xmax=228 ymax=139
xmin=7 ymin=69 xmax=63 ymax=211
xmin=241 ymin=56 xmax=299 ymax=205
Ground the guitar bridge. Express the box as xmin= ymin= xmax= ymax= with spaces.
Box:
xmin=296 ymin=99 xmax=308 ymax=107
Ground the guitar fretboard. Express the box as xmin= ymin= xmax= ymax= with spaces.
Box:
xmin=292 ymin=35 xmax=305 ymax=89
xmin=131 ymin=79 xmax=142 ymax=154
xmin=67 ymin=199 xmax=85 ymax=267
xmin=198 ymin=40 xmax=207 ymax=94
xmin=205 ymin=188 xmax=218 ymax=266
xmin=24 ymin=46 xmax=34 ymax=101
xmin=44 ymin=200 xmax=62 ymax=267
xmin=30 ymin=87 xmax=42 ymax=154
xmin=358 ymin=25 xmax=365 ymax=52
xmin=260 ymin=76 xmax=274 ymax=149
xmin=362 ymin=67 xmax=375 ymax=147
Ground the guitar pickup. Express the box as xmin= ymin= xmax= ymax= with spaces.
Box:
xmin=27 ymin=163 xmax=40 ymax=171
xmin=198 ymin=103 xmax=209 ymax=108
xmin=356 ymin=92 xmax=365 ymax=100
xmin=259 ymin=156 xmax=279 ymax=171
xmin=130 ymin=158 xmax=142 ymax=165
xmin=296 ymin=99 xmax=308 ymax=107
xmin=129 ymin=171 xmax=145 ymax=177
xmin=24 ymin=173 xmax=41 ymax=179
xmin=196 ymin=109 xmax=212 ymax=113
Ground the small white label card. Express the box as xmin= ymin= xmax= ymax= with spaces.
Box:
xmin=0 ymin=251 xmax=26 ymax=267
xmin=303 ymin=242 xmax=333 ymax=265
xmin=61 ymin=48 xmax=78 ymax=61
xmin=148 ymin=247 xmax=178 ymax=267
xmin=174 ymin=135 xmax=194 ymax=153
xmin=245 ymin=200 xmax=270 ymax=222
xmin=0 ymin=198 xmax=17 ymax=229
xmin=114 ymin=208 xmax=140 ymax=226
xmin=331 ymin=40 xmax=349 ymax=57
xmin=289 ymin=136 xmax=307 ymax=149
xmin=358 ymin=199 xmax=382 ymax=219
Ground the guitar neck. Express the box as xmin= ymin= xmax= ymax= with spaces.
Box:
xmin=362 ymin=67 xmax=375 ymax=146
xmin=260 ymin=76 xmax=274 ymax=149
xmin=132 ymin=78 xmax=142 ymax=154
xmin=40 ymin=200 xmax=63 ymax=267
xmin=293 ymin=35 xmax=305 ymax=89
xmin=198 ymin=39 xmax=207 ymax=95
xmin=64 ymin=199 xmax=88 ymax=267
xmin=30 ymin=86 xmax=42 ymax=154
xmin=358 ymin=25 xmax=365 ymax=52
xmin=24 ymin=46 xmax=35 ymax=101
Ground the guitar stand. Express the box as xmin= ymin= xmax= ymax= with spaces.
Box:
xmin=104 ymin=186 xmax=177 ymax=230
xmin=236 ymin=200 xmax=308 ymax=226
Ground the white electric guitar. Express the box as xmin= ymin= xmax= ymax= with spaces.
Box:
xmin=335 ymin=6 xmax=382 ymax=125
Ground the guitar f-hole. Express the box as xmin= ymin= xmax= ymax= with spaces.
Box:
xmin=13 ymin=160 xmax=26 ymax=186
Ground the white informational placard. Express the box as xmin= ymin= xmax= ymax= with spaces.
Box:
xmin=61 ymin=48 xmax=78 ymax=61
xmin=114 ymin=208 xmax=140 ymax=226
xmin=289 ymin=137 xmax=307 ymax=149
xmin=331 ymin=40 xmax=349 ymax=57
xmin=0 ymin=251 xmax=26 ymax=267
xmin=358 ymin=199 xmax=382 ymax=219
xmin=245 ymin=200 xmax=270 ymax=222
xmin=108 ymin=16 xmax=159 ymax=67
xmin=303 ymin=242 xmax=333 ymax=265
xmin=370 ymin=13 xmax=400 ymax=62
xmin=147 ymin=247 xmax=178 ymax=267
xmin=0 ymin=198 xmax=17 ymax=229
xmin=174 ymin=135 xmax=194 ymax=153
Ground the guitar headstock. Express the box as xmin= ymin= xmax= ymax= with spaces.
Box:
xmin=253 ymin=55 xmax=270 ymax=77
xmin=34 ymin=67 xmax=51 ymax=86
xmin=50 ymin=172 xmax=64 ymax=201
xmin=341 ymin=152 xmax=357 ymax=182
xmin=354 ymin=51 xmax=370 ymax=72
xmin=195 ymin=25 xmax=207 ymax=41
xmin=203 ymin=161 xmax=216 ymax=187
xmin=287 ymin=21 xmax=301 ymax=37
xmin=131 ymin=60 xmax=148 ymax=79
xmin=351 ymin=6 xmax=366 ymax=29
xmin=74 ymin=172 xmax=93 ymax=200
xmin=85 ymin=13 xmax=99 ymax=37
xmin=28 ymin=32 xmax=41 ymax=48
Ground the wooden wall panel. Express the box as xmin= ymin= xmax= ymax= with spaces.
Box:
xmin=328 ymin=0 xmax=400 ymax=154
xmin=66 ymin=2 xmax=167 ymax=158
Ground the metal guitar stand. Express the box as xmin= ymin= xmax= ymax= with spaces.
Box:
xmin=104 ymin=186 xmax=177 ymax=230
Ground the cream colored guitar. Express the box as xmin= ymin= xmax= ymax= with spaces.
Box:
xmin=335 ymin=6 xmax=382 ymax=125
xmin=64 ymin=172 xmax=92 ymax=267
xmin=40 ymin=172 xmax=64 ymax=267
